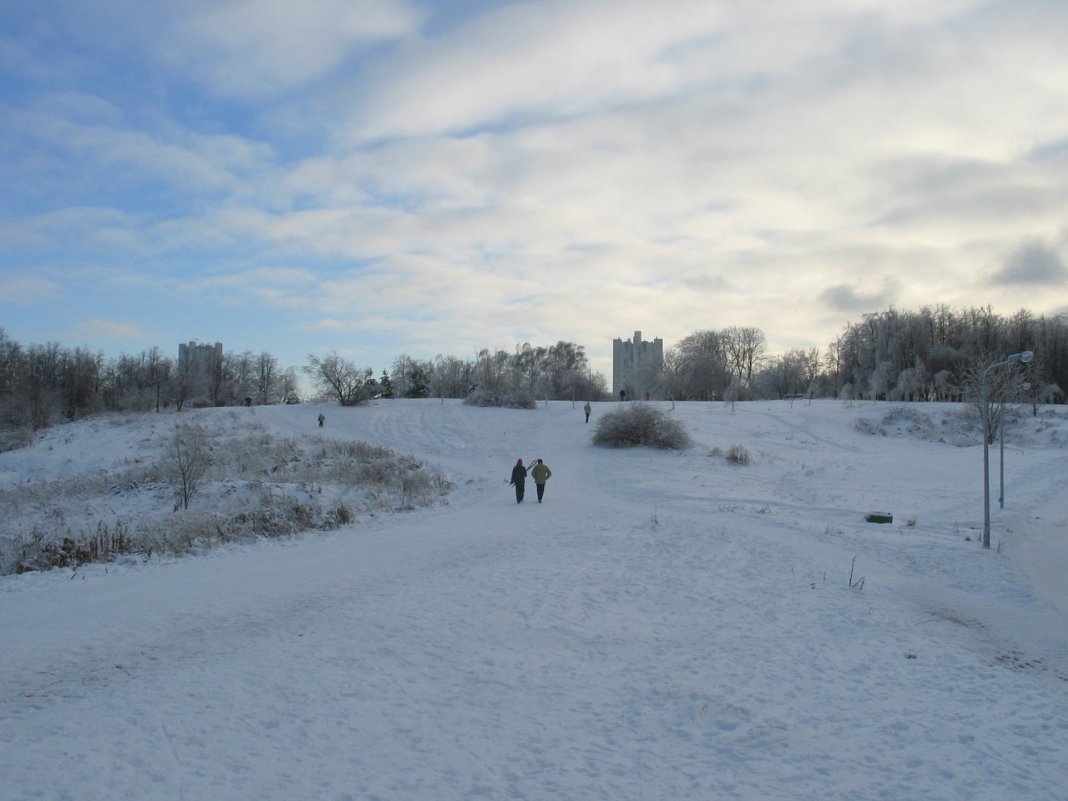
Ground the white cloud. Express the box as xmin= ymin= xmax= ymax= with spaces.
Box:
xmin=69 ymin=318 xmax=148 ymax=342
xmin=0 ymin=274 xmax=63 ymax=304
xmin=169 ymin=0 xmax=423 ymax=97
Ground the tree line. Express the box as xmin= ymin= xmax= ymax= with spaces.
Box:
xmin=659 ymin=307 xmax=1066 ymax=405
xmin=0 ymin=331 xmax=303 ymax=433
xmin=3 ymin=305 xmax=1065 ymax=437
xmin=0 ymin=330 xmax=607 ymax=433
xmin=305 ymin=342 xmax=607 ymax=408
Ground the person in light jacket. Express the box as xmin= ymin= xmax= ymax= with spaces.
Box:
xmin=509 ymin=458 xmax=528 ymax=503
xmin=530 ymin=458 xmax=552 ymax=503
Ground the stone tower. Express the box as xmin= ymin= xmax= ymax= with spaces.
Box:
xmin=612 ymin=331 xmax=663 ymax=400
xmin=177 ymin=341 xmax=223 ymax=405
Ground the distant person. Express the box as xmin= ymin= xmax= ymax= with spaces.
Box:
xmin=509 ymin=458 xmax=528 ymax=503
xmin=530 ymin=458 xmax=552 ymax=503
xmin=583 ymin=402 xmax=592 ymax=423
xmin=318 ymin=413 xmax=325 ymax=428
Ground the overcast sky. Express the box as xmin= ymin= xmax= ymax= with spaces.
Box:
xmin=2 ymin=0 xmax=1067 ymax=380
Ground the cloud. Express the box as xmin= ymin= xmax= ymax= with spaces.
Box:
xmin=991 ymin=239 xmax=1068 ymax=286
xmin=819 ymin=282 xmax=899 ymax=313
xmin=193 ymin=266 xmax=320 ymax=310
xmin=0 ymin=274 xmax=63 ymax=304
xmin=168 ymin=0 xmax=423 ymax=97
xmin=69 ymin=318 xmax=148 ymax=342
xmin=347 ymin=0 xmax=1001 ymax=143
xmin=350 ymin=1 xmax=758 ymax=141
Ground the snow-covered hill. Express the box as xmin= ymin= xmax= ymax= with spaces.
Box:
xmin=2 ymin=399 xmax=1067 ymax=800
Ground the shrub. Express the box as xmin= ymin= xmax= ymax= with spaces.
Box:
xmin=726 ymin=444 xmax=751 ymax=465
xmin=592 ymin=404 xmax=692 ymax=450
xmin=464 ymin=389 xmax=537 ymax=409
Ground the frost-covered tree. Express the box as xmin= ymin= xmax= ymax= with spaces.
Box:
xmin=722 ymin=326 xmax=767 ymax=391
xmin=665 ymin=330 xmax=729 ymax=400
xmin=168 ymin=423 xmax=211 ymax=510
xmin=305 ymin=353 xmax=373 ymax=406
xmin=254 ymin=352 xmax=280 ymax=405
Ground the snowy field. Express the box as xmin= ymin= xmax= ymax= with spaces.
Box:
xmin=2 ymin=399 xmax=1067 ymax=801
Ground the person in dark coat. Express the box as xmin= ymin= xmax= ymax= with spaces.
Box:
xmin=509 ymin=458 xmax=528 ymax=503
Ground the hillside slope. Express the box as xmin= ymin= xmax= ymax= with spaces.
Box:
xmin=2 ymin=399 xmax=1066 ymax=801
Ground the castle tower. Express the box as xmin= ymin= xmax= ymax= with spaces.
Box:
xmin=177 ymin=341 xmax=223 ymax=405
xmin=612 ymin=331 xmax=663 ymax=400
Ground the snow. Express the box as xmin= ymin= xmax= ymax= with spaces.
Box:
xmin=2 ymin=399 xmax=1067 ymax=801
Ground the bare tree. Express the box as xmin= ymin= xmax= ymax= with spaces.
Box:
xmin=255 ymin=352 xmax=279 ymax=405
xmin=962 ymin=355 xmax=1032 ymax=444
xmin=146 ymin=347 xmax=173 ymax=412
xmin=169 ymin=424 xmax=211 ymax=510
xmin=305 ymin=353 xmax=372 ymax=406
xmin=722 ymin=326 xmax=767 ymax=391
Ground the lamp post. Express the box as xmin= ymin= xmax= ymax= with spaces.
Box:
xmin=999 ymin=382 xmax=1031 ymax=509
xmin=982 ymin=351 xmax=1033 ymax=548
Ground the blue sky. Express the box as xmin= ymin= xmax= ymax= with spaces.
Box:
xmin=2 ymin=0 xmax=1067 ymax=381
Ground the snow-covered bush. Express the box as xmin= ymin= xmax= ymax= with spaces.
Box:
xmin=592 ymin=404 xmax=692 ymax=450
xmin=726 ymin=444 xmax=751 ymax=465
xmin=852 ymin=416 xmax=885 ymax=436
xmin=464 ymin=388 xmax=537 ymax=409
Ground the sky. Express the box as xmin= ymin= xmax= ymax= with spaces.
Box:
xmin=2 ymin=0 xmax=1068 ymax=381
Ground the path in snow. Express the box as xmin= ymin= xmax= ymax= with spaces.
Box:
xmin=2 ymin=400 xmax=1067 ymax=800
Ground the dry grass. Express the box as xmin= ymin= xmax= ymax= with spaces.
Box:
xmin=0 ymin=425 xmax=452 ymax=575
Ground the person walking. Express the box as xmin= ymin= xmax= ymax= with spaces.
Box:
xmin=530 ymin=458 xmax=552 ymax=503
xmin=317 ymin=413 xmax=325 ymax=428
xmin=509 ymin=458 xmax=528 ymax=503
xmin=583 ymin=402 xmax=591 ymax=423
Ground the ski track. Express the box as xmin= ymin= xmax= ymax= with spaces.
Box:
xmin=2 ymin=400 xmax=1068 ymax=800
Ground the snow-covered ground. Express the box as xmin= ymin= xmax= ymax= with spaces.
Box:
xmin=2 ymin=399 xmax=1067 ymax=801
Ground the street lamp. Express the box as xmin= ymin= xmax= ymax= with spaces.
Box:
xmin=982 ymin=351 xmax=1033 ymax=548
xmin=1000 ymin=382 xmax=1030 ymax=509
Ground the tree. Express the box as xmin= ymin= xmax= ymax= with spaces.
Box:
xmin=147 ymin=347 xmax=174 ymax=412
xmin=430 ymin=355 xmax=473 ymax=399
xmin=304 ymin=353 xmax=373 ymax=406
xmin=25 ymin=342 xmax=63 ymax=429
xmin=962 ymin=354 xmax=1033 ymax=444
xmin=281 ymin=367 xmax=301 ymax=404
xmin=722 ymin=326 xmax=767 ymax=391
xmin=378 ymin=369 xmax=394 ymax=399
xmin=222 ymin=350 xmax=256 ymax=406
xmin=754 ymin=349 xmax=812 ymax=399
xmin=250 ymin=352 xmax=277 ymax=405
xmin=168 ymin=424 xmax=211 ymax=510
xmin=668 ymin=330 xmax=729 ymax=400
